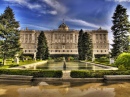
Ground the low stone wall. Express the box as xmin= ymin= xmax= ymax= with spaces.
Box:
xmin=0 ymin=75 xmax=130 ymax=82
xmin=23 ymin=61 xmax=47 ymax=69
xmin=104 ymin=75 xmax=130 ymax=81
xmin=0 ymin=74 xmax=33 ymax=82
xmin=86 ymin=62 xmax=118 ymax=70
xmin=10 ymin=61 xmax=48 ymax=69
xmin=33 ymin=78 xmax=104 ymax=82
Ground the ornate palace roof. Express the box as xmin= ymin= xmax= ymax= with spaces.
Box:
xmin=58 ymin=20 xmax=69 ymax=31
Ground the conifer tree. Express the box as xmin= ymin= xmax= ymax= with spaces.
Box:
xmin=82 ymin=32 xmax=93 ymax=60
xmin=36 ymin=31 xmax=49 ymax=60
xmin=78 ymin=29 xmax=84 ymax=60
xmin=0 ymin=6 xmax=20 ymax=65
xmin=111 ymin=4 xmax=130 ymax=58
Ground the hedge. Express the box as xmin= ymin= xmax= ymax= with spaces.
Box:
xmin=0 ymin=69 xmax=62 ymax=78
xmin=70 ymin=70 xmax=130 ymax=78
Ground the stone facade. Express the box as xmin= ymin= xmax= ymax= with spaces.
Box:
xmin=20 ymin=22 xmax=109 ymax=59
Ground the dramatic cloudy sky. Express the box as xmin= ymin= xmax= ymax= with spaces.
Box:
xmin=0 ymin=0 xmax=130 ymax=44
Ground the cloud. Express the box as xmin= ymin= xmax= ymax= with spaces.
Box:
xmin=106 ymin=0 xmax=130 ymax=2
xmin=42 ymin=0 xmax=67 ymax=14
xmin=3 ymin=0 xmax=41 ymax=9
xmin=67 ymin=18 xmax=100 ymax=29
xmin=3 ymin=0 xmax=59 ymax=15
xmin=47 ymin=10 xmax=57 ymax=15
xmin=21 ymin=24 xmax=49 ymax=30
xmin=41 ymin=10 xmax=57 ymax=15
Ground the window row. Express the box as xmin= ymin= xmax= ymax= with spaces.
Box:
xmin=96 ymin=50 xmax=107 ymax=52
xmin=96 ymin=34 xmax=106 ymax=40
xmin=54 ymin=34 xmax=73 ymax=39
xmin=24 ymin=50 xmax=36 ymax=53
xmin=96 ymin=46 xmax=107 ymax=48
xmin=50 ymin=50 xmax=78 ymax=52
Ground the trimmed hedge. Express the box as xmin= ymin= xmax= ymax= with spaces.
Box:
xmin=0 ymin=69 xmax=62 ymax=78
xmin=71 ymin=70 xmax=130 ymax=78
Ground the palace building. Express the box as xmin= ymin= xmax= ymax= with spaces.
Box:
xmin=20 ymin=21 xmax=109 ymax=59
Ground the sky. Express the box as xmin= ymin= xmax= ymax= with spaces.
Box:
xmin=0 ymin=0 xmax=130 ymax=45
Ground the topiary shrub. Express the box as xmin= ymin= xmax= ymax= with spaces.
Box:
xmin=114 ymin=53 xmax=130 ymax=69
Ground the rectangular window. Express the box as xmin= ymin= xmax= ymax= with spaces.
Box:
xmin=104 ymin=34 xmax=106 ymax=39
xmin=100 ymin=34 xmax=102 ymax=40
xmin=55 ymin=34 xmax=57 ymax=39
xmin=96 ymin=34 xmax=98 ymax=39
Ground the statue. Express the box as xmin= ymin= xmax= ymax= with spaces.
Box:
xmin=63 ymin=57 xmax=66 ymax=70
xmin=63 ymin=61 xmax=66 ymax=70
xmin=15 ymin=54 xmax=19 ymax=64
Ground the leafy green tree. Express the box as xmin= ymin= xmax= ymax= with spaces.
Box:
xmin=0 ymin=6 xmax=20 ymax=65
xmin=82 ymin=32 xmax=93 ymax=60
xmin=114 ymin=53 xmax=130 ymax=70
xmin=78 ymin=29 xmax=84 ymax=60
xmin=36 ymin=31 xmax=49 ymax=60
xmin=111 ymin=4 xmax=130 ymax=58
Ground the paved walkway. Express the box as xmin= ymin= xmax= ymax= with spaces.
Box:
xmin=62 ymin=70 xmax=71 ymax=79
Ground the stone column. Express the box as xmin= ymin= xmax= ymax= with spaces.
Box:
xmin=24 ymin=34 xmax=25 ymax=43
xmin=28 ymin=34 xmax=29 ymax=43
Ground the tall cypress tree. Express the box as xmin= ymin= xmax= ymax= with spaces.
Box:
xmin=111 ymin=4 xmax=130 ymax=58
xmin=82 ymin=32 xmax=93 ymax=60
xmin=78 ymin=29 xmax=84 ymax=60
xmin=36 ymin=31 xmax=49 ymax=60
xmin=0 ymin=6 xmax=20 ymax=65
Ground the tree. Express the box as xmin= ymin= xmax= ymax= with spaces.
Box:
xmin=78 ymin=29 xmax=84 ymax=60
xmin=114 ymin=53 xmax=130 ymax=70
xmin=82 ymin=32 xmax=93 ymax=60
xmin=36 ymin=31 xmax=49 ymax=60
xmin=0 ymin=6 xmax=20 ymax=65
xmin=111 ymin=4 xmax=130 ymax=58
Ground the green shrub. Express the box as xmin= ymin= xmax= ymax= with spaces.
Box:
xmin=71 ymin=70 xmax=91 ymax=78
xmin=54 ymin=57 xmax=63 ymax=62
xmin=114 ymin=53 xmax=130 ymax=69
xmin=118 ymin=65 xmax=126 ymax=70
xmin=70 ymin=70 xmax=130 ymax=78
xmin=95 ymin=57 xmax=109 ymax=62
xmin=0 ymin=69 xmax=62 ymax=78
xmin=68 ymin=56 xmax=75 ymax=61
